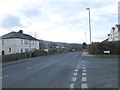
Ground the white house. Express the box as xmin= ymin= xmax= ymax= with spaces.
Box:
xmin=0 ymin=38 xmax=2 ymax=55
xmin=108 ymin=24 xmax=120 ymax=41
xmin=1 ymin=30 xmax=39 ymax=55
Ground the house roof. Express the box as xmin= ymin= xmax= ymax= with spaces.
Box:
xmin=116 ymin=24 xmax=120 ymax=30
xmin=2 ymin=30 xmax=39 ymax=40
xmin=107 ymin=34 xmax=110 ymax=36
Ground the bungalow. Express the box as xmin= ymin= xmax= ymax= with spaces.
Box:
xmin=1 ymin=30 xmax=39 ymax=55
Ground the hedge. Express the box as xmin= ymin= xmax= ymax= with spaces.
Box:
xmin=88 ymin=41 xmax=120 ymax=55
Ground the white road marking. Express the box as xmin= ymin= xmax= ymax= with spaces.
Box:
xmin=83 ymin=70 xmax=86 ymax=72
xmin=0 ymin=75 xmax=9 ymax=79
xmin=82 ymin=73 xmax=87 ymax=76
xmin=75 ymin=69 xmax=78 ymax=72
xmin=69 ymin=83 xmax=74 ymax=88
xmin=81 ymin=66 xmax=88 ymax=88
xmin=81 ymin=83 xmax=88 ymax=88
xmin=73 ymin=73 xmax=78 ymax=76
xmin=26 ymin=64 xmax=42 ymax=69
xmin=82 ymin=67 xmax=86 ymax=70
xmin=81 ymin=77 xmax=87 ymax=82
xmin=72 ymin=77 xmax=77 ymax=82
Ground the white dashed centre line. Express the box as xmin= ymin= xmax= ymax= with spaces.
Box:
xmin=81 ymin=66 xmax=88 ymax=88
xmin=69 ymin=83 xmax=74 ymax=88
xmin=73 ymin=73 xmax=78 ymax=76
xmin=0 ymin=75 xmax=9 ymax=79
xmin=72 ymin=77 xmax=77 ymax=82
xmin=83 ymin=70 xmax=86 ymax=72
xmin=82 ymin=67 xmax=86 ymax=70
xmin=81 ymin=77 xmax=87 ymax=82
xmin=75 ymin=69 xmax=78 ymax=72
xmin=69 ymin=64 xmax=80 ymax=89
xmin=81 ymin=83 xmax=88 ymax=88
xmin=82 ymin=73 xmax=87 ymax=76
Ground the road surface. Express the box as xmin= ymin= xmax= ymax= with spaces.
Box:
xmin=2 ymin=52 xmax=118 ymax=88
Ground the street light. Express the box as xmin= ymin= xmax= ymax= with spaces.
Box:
xmin=86 ymin=8 xmax=92 ymax=54
xmin=86 ymin=8 xmax=92 ymax=44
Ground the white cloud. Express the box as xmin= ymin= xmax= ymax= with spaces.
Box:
xmin=40 ymin=0 xmax=119 ymax=3
xmin=0 ymin=0 xmax=118 ymax=43
xmin=28 ymin=22 xmax=53 ymax=31
xmin=48 ymin=13 xmax=64 ymax=23
xmin=92 ymin=32 xmax=108 ymax=42
xmin=92 ymin=3 xmax=118 ymax=16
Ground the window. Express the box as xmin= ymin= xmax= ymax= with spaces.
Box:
xmin=24 ymin=40 xmax=28 ymax=45
xmin=2 ymin=39 xmax=4 ymax=45
xmin=2 ymin=51 xmax=5 ymax=55
xmin=21 ymin=49 xmax=23 ymax=53
xmin=31 ymin=41 xmax=34 ymax=45
xmin=9 ymin=47 xmax=11 ymax=53
xmin=21 ymin=39 xmax=23 ymax=44
xmin=33 ymin=41 xmax=35 ymax=45
xmin=35 ymin=41 xmax=37 ymax=45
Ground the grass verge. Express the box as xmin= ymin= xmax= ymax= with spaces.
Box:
xmin=95 ymin=54 xmax=119 ymax=58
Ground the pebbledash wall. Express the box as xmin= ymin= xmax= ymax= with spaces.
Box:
xmin=0 ymin=39 xmax=1 ymax=54
xmin=118 ymin=1 xmax=120 ymax=24
xmin=2 ymin=38 xmax=39 ymax=55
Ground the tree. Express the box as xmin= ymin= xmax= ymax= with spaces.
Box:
xmin=29 ymin=31 xmax=39 ymax=38
xmin=82 ymin=42 xmax=87 ymax=49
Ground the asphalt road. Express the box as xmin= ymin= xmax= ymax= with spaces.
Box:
xmin=2 ymin=52 xmax=118 ymax=88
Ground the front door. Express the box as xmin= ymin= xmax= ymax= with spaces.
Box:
xmin=2 ymin=51 xmax=5 ymax=55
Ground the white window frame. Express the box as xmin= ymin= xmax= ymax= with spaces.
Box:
xmin=21 ymin=39 xmax=23 ymax=44
xmin=2 ymin=39 xmax=4 ymax=45
xmin=9 ymin=47 xmax=11 ymax=53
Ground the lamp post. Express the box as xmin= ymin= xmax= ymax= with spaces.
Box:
xmin=86 ymin=8 xmax=92 ymax=44
xmin=86 ymin=8 xmax=92 ymax=53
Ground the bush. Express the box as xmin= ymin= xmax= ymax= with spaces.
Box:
xmin=32 ymin=49 xmax=47 ymax=57
xmin=88 ymin=41 xmax=120 ymax=55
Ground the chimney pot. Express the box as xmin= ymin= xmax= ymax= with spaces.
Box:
xmin=18 ymin=30 xmax=23 ymax=34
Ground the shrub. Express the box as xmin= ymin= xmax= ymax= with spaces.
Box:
xmin=88 ymin=41 xmax=120 ymax=55
xmin=32 ymin=49 xmax=47 ymax=57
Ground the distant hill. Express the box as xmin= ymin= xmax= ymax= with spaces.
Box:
xmin=39 ymin=39 xmax=82 ymax=51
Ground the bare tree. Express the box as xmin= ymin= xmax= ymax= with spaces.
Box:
xmin=29 ymin=31 xmax=39 ymax=38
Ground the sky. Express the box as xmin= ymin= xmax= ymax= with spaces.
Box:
xmin=0 ymin=0 xmax=119 ymax=44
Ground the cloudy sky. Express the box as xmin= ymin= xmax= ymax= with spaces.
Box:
xmin=0 ymin=0 xmax=118 ymax=43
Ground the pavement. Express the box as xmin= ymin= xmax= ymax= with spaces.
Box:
xmin=2 ymin=51 xmax=118 ymax=88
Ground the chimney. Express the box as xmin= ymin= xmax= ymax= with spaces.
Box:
xmin=18 ymin=30 xmax=23 ymax=34
xmin=112 ymin=27 xmax=115 ymax=30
